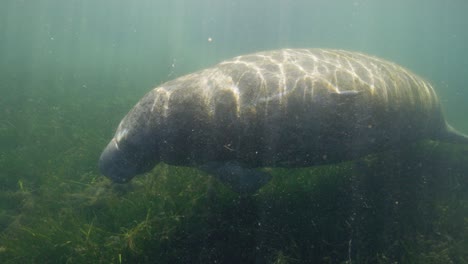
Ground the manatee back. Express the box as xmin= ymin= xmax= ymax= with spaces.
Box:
xmin=125 ymin=49 xmax=447 ymax=167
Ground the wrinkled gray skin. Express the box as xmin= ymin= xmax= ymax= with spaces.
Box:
xmin=99 ymin=49 xmax=468 ymax=193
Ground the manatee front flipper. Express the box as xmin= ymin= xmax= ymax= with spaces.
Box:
xmin=200 ymin=161 xmax=272 ymax=195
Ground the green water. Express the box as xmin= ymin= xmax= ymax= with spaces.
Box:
xmin=0 ymin=0 xmax=467 ymax=263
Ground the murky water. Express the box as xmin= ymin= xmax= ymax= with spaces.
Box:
xmin=0 ymin=1 xmax=467 ymax=263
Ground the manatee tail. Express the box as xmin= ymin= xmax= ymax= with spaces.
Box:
xmin=440 ymin=123 xmax=468 ymax=144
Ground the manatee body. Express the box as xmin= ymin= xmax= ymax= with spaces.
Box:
xmin=99 ymin=49 xmax=468 ymax=192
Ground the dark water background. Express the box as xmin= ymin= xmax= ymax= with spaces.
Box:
xmin=0 ymin=0 xmax=467 ymax=263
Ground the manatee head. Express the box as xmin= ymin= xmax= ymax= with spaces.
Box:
xmin=99 ymin=98 xmax=160 ymax=183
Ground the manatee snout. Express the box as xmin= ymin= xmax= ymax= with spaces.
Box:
xmin=98 ymin=139 xmax=140 ymax=183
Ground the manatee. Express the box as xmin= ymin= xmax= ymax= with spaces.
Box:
xmin=99 ymin=49 xmax=468 ymax=194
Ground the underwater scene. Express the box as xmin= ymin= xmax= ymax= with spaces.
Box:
xmin=1 ymin=0 xmax=467 ymax=263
